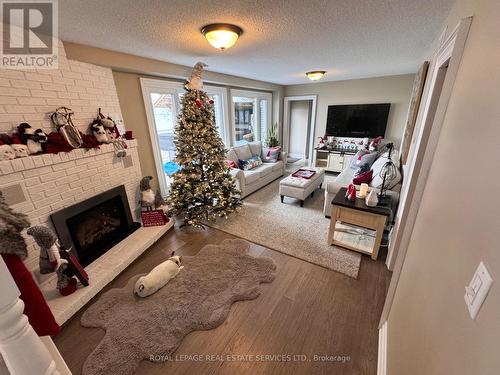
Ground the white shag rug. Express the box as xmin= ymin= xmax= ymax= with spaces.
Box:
xmin=210 ymin=175 xmax=361 ymax=278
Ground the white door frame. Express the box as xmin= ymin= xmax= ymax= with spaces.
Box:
xmin=283 ymin=95 xmax=317 ymax=165
xmin=379 ymin=17 xmax=473 ymax=329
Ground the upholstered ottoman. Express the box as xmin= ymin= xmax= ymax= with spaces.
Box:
xmin=279 ymin=168 xmax=325 ymax=207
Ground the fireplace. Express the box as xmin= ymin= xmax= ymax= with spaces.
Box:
xmin=51 ymin=185 xmax=141 ymax=267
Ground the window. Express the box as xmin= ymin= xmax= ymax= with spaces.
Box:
xmin=231 ymin=89 xmax=272 ymax=146
xmin=140 ymin=78 xmax=229 ymax=195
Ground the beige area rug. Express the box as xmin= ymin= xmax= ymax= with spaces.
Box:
xmin=210 ymin=175 xmax=361 ymax=278
xmin=80 ymin=239 xmax=276 ymax=375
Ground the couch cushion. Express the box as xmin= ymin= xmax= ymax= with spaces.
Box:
xmin=253 ymin=163 xmax=274 ymax=177
xmin=243 ymin=170 xmax=261 ymax=185
xmin=271 ymin=160 xmax=284 ymax=172
xmin=370 ymin=156 xmax=401 ymax=189
xmin=233 ymin=144 xmax=252 ymax=160
xmin=248 ymin=141 xmax=262 ymax=158
xmin=239 ymin=155 xmax=263 ymax=170
xmin=350 ymin=150 xmax=379 ymax=170
xmin=262 ymin=146 xmax=281 ymax=163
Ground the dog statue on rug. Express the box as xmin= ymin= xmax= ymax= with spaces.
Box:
xmin=134 ymin=252 xmax=184 ymax=297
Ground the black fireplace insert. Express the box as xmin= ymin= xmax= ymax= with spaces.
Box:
xmin=51 ymin=185 xmax=140 ymax=268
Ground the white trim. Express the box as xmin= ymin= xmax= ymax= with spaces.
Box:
xmin=380 ymin=16 xmax=472 ymax=327
xmin=377 ymin=321 xmax=388 ymax=375
xmin=283 ymin=95 xmax=318 ymax=165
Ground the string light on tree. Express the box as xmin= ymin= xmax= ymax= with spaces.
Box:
xmin=167 ymin=62 xmax=241 ymax=227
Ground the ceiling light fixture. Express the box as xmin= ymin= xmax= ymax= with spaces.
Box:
xmin=201 ymin=23 xmax=243 ymax=50
xmin=306 ymin=71 xmax=327 ymax=81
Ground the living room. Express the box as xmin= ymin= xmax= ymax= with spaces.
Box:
xmin=0 ymin=0 xmax=499 ymax=374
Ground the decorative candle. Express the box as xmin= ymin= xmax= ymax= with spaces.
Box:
xmin=359 ymin=183 xmax=369 ymax=198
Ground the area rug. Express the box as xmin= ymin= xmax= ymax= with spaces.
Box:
xmin=210 ymin=175 xmax=361 ymax=278
xmin=80 ymin=239 xmax=276 ymax=375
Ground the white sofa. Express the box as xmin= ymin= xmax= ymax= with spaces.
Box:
xmin=226 ymin=141 xmax=287 ymax=198
xmin=323 ymin=151 xmax=402 ymax=220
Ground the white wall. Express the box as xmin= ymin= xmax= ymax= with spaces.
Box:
xmin=387 ymin=0 xmax=500 ymax=374
xmin=284 ymin=74 xmax=415 ymax=148
xmin=288 ymin=100 xmax=311 ymax=158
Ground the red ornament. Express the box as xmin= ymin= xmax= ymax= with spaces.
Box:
xmin=209 ymin=99 xmax=214 ymax=105
xmin=195 ymin=98 xmax=203 ymax=108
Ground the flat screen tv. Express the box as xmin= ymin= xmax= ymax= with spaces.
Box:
xmin=326 ymin=103 xmax=391 ymax=138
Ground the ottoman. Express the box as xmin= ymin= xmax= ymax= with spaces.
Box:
xmin=279 ymin=168 xmax=325 ymax=207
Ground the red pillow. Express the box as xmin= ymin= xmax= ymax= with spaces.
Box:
xmin=352 ymin=169 xmax=373 ymax=185
xmin=225 ymin=160 xmax=236 ymax=168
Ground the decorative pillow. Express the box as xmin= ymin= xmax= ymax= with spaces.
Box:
xmin=248 ymin=141 xmax=262 ymax=158
xmin=350 ymin=150 xmax=379 ymax=170
xmin=370 ymin=156 xmax=402 ymax=189
xmin=233 ymin=144 xmax=252 ymax=161
xmin=226 ymin=148 xmax=239 ymax=168
xmin=354 ymin=163 xmax=370 ymax=177
xmin=225 ymin=160 xmax=236 ymax=169
xmin=239 ymin=155 xmax=263 ymax=170
xmin=262 ymin=146 xmax=281 ymax=163
xmin=353 ymin=169 xmax=373 ymax=185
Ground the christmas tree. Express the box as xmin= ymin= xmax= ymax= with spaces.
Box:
xmin=168 ymin=62 xmax=241 ymax=227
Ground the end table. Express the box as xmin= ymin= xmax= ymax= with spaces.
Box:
xmin=327 ymin=187 xmax=392 ymax=260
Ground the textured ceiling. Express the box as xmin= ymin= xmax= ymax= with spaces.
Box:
xmin=58 ymin=0 xmax=454 ymax=85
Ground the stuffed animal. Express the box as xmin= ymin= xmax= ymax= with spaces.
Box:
xmin=11 ymin=143 xmax=29 ymax=158
xmin=97 ymin=108 xmax=119 ymax=141
xmin=27 ymin=225 xmax=62 ymax=274
xmin=0 ymin=192 xmax=30 ymax=259
xmin=17 ymin=123 xmax=48 ymax=154
xmin=185 ymin=62 xmax=208 ymax=91
xmin=56 ymin=260 xmax=78 ymax=296
xmin=154 ymin=189 xmax=169 ymax=214
xmin=0 ymin=141 xmax=15 ymax=161
xmin=134 ymin=252 xmax=184 ymax=297
xmin=139 ymin=176 xmax=155 ymax=210
xmin=89 ymin=122 xmax=109 ymax=143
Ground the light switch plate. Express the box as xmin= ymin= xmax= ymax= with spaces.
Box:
xmin=464 ymin=262 xmax=493 ymax=320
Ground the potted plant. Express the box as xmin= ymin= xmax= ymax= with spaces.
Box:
xmin=265 ymin=122 xmax=279 ymax=147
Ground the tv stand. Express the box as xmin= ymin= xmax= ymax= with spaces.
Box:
xmin=313 ymin=148 xmax=356 ymax=173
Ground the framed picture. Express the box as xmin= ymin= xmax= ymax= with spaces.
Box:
xmin=401 ymin=61 xmax=429 ymax=165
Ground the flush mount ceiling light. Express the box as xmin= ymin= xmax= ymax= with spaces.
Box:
xmin=201 ymin=23 xmax=243 ymax=50
xmin=306 ymin=71 xmax=327 ymax=81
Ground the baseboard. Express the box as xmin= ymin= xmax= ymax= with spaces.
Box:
xmin=377 ymin=321 xmax=388 ymax=375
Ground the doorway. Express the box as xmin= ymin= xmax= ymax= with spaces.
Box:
xmin=283 ymin=95 xmax=317 ymax=165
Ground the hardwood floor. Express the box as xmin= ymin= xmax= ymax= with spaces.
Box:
xmin=53 ymin=225 xmax=391 ymax=375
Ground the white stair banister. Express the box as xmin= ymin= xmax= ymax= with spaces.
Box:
xmin=0 ymin=257 xmax=61 ymax=375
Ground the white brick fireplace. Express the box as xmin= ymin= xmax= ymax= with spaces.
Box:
xmin=0 ymin=40 xmax=174 ymax=325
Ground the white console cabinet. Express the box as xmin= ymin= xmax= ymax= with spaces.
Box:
xmin=313 ymin=149 xmax=355 ymax=173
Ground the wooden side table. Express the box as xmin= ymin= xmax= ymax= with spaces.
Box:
xmin=327 ymin=187 xmax=391 ymax=260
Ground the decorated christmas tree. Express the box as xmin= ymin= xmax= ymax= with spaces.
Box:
xmin=167 ymin=62 xmax=241 ymax=227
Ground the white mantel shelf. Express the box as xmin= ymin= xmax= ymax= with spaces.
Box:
xmin=0 ymin=139 xmax=138 ymax=176
xmin=41 ymin=220 xmax=174 ymax=325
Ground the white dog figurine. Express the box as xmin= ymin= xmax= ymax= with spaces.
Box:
xmin=134 ymin=252 xmax=184 ymax=297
